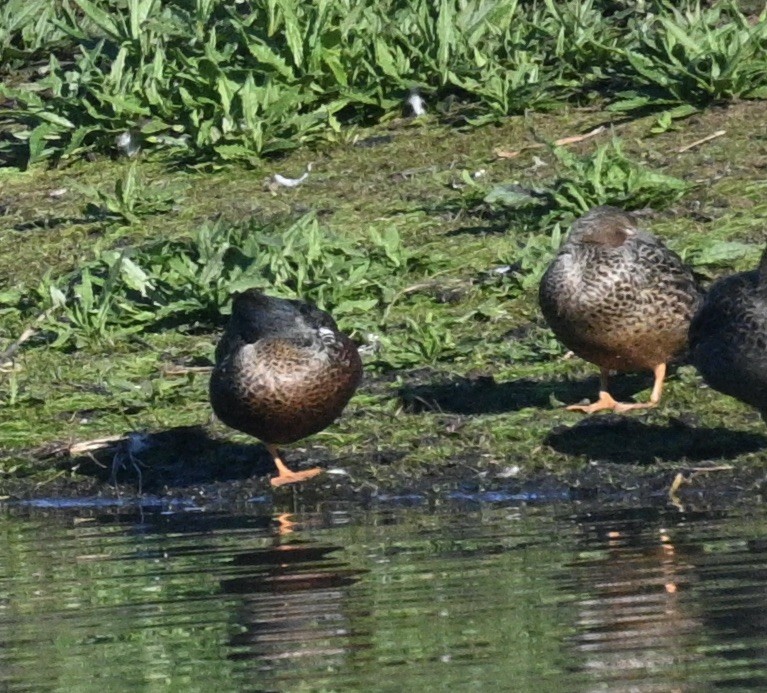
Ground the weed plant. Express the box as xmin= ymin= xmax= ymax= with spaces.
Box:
xmin=1 ymin=0 xmax=764 ymax=166
xmin=25 ymin=214 xmax=441 ymax=364
xmin=467 ymin=138 xmax=690 ymax=232
xmin=610 ymin=2 xmax=767 ymax=114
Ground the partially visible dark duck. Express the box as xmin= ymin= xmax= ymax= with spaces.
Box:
xmin=539 ymin=206 xmax=703 ymax=413
xmin=690 ymin=246 xmax=767 ymax=420
xmin=210 ymin=290 xmax=362 ymax=486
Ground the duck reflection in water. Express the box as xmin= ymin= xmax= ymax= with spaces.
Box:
xmin=693 ymin=535 xmax=767 ymax=689
xmin=220 ymin=514 xmax=367 ymax=675
xmin=566 ymin=509 xmax=705 ymax=692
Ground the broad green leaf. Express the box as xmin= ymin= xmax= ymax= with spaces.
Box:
xmin=36 ymin=111 xmax=75 ymax=129
xmin=374 ymin=38 xmax=399 ymax=80
xmin=73 ymin=0 xmax=121 ymax=40
xmin=693 ymin=241 xmax=757 ymax=267
xmin=281 ymin=0 xmax=304 ymax=67
xmin=485 ymin=184 xmax=543 ymax=208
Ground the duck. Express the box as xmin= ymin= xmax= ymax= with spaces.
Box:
xmin=539 ymin=206 xmax=703 ymax=413
xmin=209 ymin=290 xmax=363 ymax=487
xmin=689 ymin=245 xmax=767 ymax=420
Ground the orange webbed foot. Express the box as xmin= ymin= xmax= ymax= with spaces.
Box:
xmin=267 ymin=445 xmax=323 ymax=487
xmin=566 ymin=364 xmax=666 ymax=414
xmin=566 ymin=391 xmax=620 ymax=413
xmin=566 ymin=391 xmax=658 ymax=414
xmin=611 ymin=400 xmax=658 ymax=413
xmin=270 ymin=466 xmax=323 ymax=487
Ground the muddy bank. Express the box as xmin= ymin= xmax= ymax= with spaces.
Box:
xmin=1 ymin=439 xmax=763 ymax=515
xmin=3 ymin=368 xmax=766 ymax=512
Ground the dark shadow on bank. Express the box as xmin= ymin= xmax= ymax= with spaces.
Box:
xmin=545 ymin=416 xmax=767 ymax=465
xmin=399 ymin=372 xmax=652 ymax=415
xmin=47 ymin=425 xmax=318 ymax=492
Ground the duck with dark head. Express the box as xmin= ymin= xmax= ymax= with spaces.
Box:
xmin=210 ymin=290 xmax=363 ymax=487
xmin=689 ymin=246 xmax=767 ymax=421
xmin=539 ymin=206 xmax=703 ymax=413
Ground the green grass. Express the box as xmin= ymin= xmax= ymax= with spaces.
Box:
xmin=2 ymin=100 xmax=767 ymax=491
xmin=1 ymin=1 xmax=767 ymax=493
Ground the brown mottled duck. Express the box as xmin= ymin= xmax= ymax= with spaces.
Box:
xmin=689 ymin=246 xmax=767 ymax=420
xmin=539 ymin=206 xmax=703 ymax=413
xmin=210 ymin=290 xmax=362 ymax=487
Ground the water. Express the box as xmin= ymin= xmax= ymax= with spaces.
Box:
xmin=1 ymin=494 xmax=767 ymax=691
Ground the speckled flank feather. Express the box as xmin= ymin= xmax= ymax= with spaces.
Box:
xmin=209 ymin=290 xmax=362 ymax=448
xmin=690 ymin=246 xmax=767 ymax=417
xmin=539 ymin=206 xmax=703 ymax=374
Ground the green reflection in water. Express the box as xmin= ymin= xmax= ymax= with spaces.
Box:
xmin=3 ymin=501 xmax=767 ymax=691
xmin=0 ymin=505 xmax=576 ymax=691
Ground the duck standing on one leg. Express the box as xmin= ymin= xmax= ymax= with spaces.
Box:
xmin=210 ymin=290 xmax=363 ymax=487
xmin=539 ymin=206 xmax=703 ymax=413
xmin=689 ymin=246 xmax=767 ymax=420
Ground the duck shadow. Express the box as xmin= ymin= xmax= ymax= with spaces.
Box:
xmin=57 ymin=425 xmax=310 ymax=491
xmin=399 ymin=373 xmax=651 ymax=415
xmin=12 ymin=215 xmax=96 ymax=232
xmin=546 ymin=416 xmax=767 ymax=465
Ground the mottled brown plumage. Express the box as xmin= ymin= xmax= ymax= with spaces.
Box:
xmin=690 ymin=246 xmax=767 ymax=420
xmin=210 ymin=290 xmax=362 ymax=486
xmin=539 ymin=206 xmax=703 ymax=412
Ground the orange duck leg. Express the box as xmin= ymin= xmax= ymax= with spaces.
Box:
xmin=268 ymin=445 xmax=323 ymax=487
xmin=567 ymin=363 xmax=667 ymax=414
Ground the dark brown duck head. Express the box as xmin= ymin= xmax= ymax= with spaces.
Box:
xmin=230 ymin=289 xmax=338 ymax=344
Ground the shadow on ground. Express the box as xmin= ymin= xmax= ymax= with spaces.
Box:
xmin=53 ymin=425 xmax=313 ymax=492
xmin=546 ymin=416 xmax=767 ymax=465
xmin=399 ymin=372 xmax=652 ymax=414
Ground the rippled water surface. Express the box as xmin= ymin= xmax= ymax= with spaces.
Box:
xmin=2 ymin=494 xmax=767 ymax=691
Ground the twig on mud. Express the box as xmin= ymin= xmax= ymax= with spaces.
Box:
xmin=553 ymin=126 xmax=608 ymax=146
xmin=71 ymin=435 xmax=127 ymax=456
xmin=0 ymin=305 xmax=61 ymax=366
xmin=34 ymin=433 xmax=146 ymax=492
xmin=36 ymin=434 xmax=125 ymax=460
xmin=676 ymin=129 xmax=726 ymax=153
xmin=494 ymin=125 xmax=608 ymax=159
xmin=668 ymin=464 xmax=734 ymax=508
